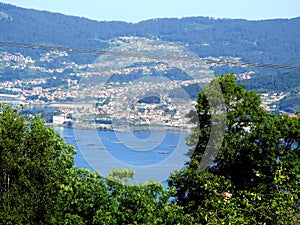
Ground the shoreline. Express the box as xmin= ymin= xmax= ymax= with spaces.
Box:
xmin=48 ymin=123 xmax=192 ymax=132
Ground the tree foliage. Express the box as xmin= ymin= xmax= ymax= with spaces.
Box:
xmin=0 ymin=104 xmax=188 ymax=224
xmin=0 ymin=103 xmax=75 ymax=224
xmin=168 ymin=74 xmax=300 ymax=224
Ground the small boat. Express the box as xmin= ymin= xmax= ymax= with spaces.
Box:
xmin=169 ymin=145 xmax=178 ymax=148
xmin=114 ymin=141 xmax=124 ymax=144
xmin=97 ymin=147 xmax=106 ymax=150
xmin=159 ymin=151 xmax=169 ymax=154
xmin=86 ymin=143 xmax=95 ymax=146
xmin=63 ymin=136 xmax=73 ymax=139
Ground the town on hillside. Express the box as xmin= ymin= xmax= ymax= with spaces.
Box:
xmin=0 ymin=37 xmax=292 ymax=129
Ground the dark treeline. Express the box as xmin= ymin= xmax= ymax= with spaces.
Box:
xmin=241 ymin=70 xmax=300 ymax=93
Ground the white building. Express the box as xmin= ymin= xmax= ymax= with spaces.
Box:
xmin=53 ymin=115 xmax=65 ymax=125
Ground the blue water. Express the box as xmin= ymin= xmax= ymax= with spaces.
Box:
xmin=55 ymin=127 xmax=191 ymax=183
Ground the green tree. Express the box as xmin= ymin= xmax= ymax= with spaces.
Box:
xmin=168 ymin=74 xmax=300 ymax=224
xmin=94 ymin=178 xmax=192 ymax=225
xmin=107 ymin=168 xmax=135 ymax=184
xmin=0 ymin=104 xmax=191 ymax=224
xmin=57 ymin=167 xmax=192 ymax=225
xmin=0 ymin=104 xmax=75 ymax=224
xmin=55 ymin=167 xmax=110 ymax=225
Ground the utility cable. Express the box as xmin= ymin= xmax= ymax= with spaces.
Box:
xmin=1 ymin=41 xmax=300 ymax=71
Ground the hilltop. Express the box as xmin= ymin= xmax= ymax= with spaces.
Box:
xmin=0 ymin=2 xmax=300 ymax=66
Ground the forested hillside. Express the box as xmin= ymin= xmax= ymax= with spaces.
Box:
xmin=242 ymin=71 xmax=300 ymax=93
xmin=241 ymin=71 xmax=300 ymax=114
xmin=1 ymin=2 xmax=300 ymax=66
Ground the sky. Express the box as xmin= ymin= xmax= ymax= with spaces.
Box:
xmin=0 ymin=0 xmax=299 ymax=23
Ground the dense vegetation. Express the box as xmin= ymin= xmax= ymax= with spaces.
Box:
xmin=169 ymin=74 xmax=300 ymax=224
xmin=1 ymin=3 xmax=300 ymax=66
xmin=0 ymin=104 xmax=188 ymax=225
xmin=241 ymin=70 xmax=300 ymax=113
xmin=241 ymin=71 xmax=300 ymax=93
xmin=278 ymin=94 xmax=300 ymax=114
xmin=1 ymin=74 xmax=299 ymax=224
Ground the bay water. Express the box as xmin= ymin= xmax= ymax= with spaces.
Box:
xmin=55 ymin=126 xmax=191 ymax=183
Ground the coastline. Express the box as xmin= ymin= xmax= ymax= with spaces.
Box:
xmin=48 ymin=122 xmax=192 ymax=132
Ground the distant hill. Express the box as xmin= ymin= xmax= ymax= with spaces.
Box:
xmin=240 ymin=70 xmax=300 ymax=114
xmin=1 ymin=2 xmax=300 ymax=67
xmin=278 ymin=94 xmax=300 ymax=114
xmin=241 ymin=71 xmax=300 ymax=93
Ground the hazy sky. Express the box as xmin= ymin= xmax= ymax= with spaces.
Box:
xmin=0 ymin=0 xmax=299 ymax=22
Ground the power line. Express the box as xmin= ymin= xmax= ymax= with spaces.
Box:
xmin=1 ymin=41 xmax=300 ymax=71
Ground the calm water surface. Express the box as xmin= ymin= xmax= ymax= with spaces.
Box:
xmin=55 ymin=126 xmax=191 ymax=183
